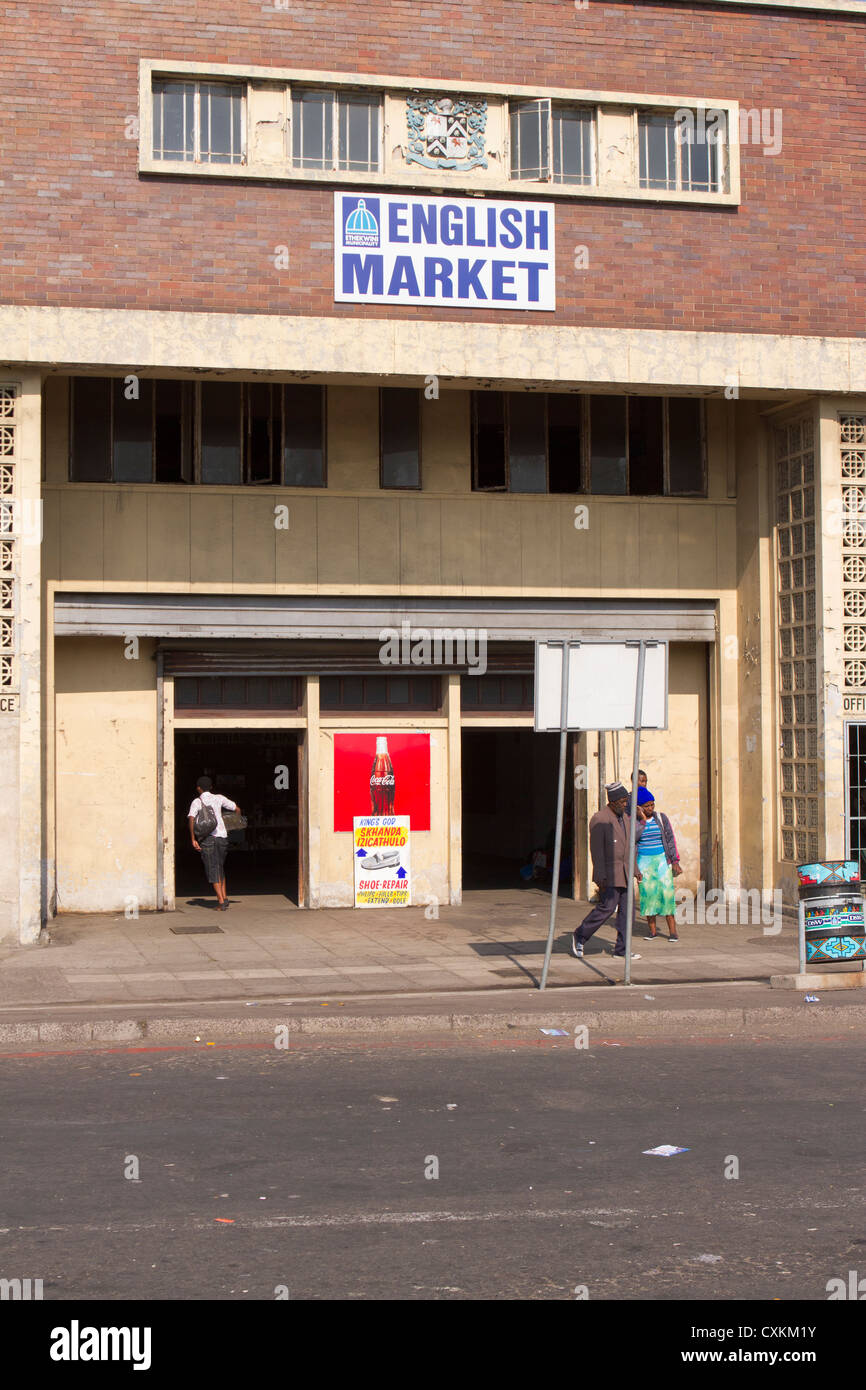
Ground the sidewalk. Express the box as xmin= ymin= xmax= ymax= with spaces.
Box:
xmin=2 ymin=886 xmax=865 ymax=1047
xmin=0 ymin=885 xmax=805 ymax=1009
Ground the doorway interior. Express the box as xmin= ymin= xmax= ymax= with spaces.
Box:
xmin=174 ymin=728 xmax=300 ymax=903
xmin=461 ymin=728 xmax=573 ymax=893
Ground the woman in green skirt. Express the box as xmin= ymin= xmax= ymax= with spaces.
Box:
xmin=635 ymin=786 xmax=683 ymax=941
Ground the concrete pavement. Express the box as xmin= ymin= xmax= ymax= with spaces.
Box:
xmin=1 ymin=886 xmax=865 ymax=1044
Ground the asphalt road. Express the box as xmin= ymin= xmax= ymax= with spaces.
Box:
xmin=1 ymin=1032 xmax=864 ymax=1300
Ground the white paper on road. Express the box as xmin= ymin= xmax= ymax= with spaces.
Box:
xmin=642 ymin=1144 xmax=690 ymax=1157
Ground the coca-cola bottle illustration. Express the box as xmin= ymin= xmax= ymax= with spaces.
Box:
xmin=370 ymin=736 xmax=395 ymax=815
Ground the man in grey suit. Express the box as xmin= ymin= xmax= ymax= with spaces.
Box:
xmin=572 ymin=781 xmax=644 ymax=960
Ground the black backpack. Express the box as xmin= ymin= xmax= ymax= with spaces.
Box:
xmin=194 ymin=795 xmax=218 ymax=840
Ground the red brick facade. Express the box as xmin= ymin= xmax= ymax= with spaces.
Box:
xmin=2 ymin=1 xmax=863 ymax=335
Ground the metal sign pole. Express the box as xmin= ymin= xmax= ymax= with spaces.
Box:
xmin=623 ymin=641 xmax=648 ymax=987
xmin=539 ymin=642 xmax=572 ymax=991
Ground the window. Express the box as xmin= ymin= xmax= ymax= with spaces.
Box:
xmin=154 ymin=382 xmax=194 ymax=483
xmin=339 ymin=94 xmax=381 ymax=172
xmin=667 ymin=399 xmax=705 ymax=495
xmin=293 ymin=89 xmax=381 ymax=173
xmin=153 ymin=79 xmax=244 ymax=165
xmin=175 ymin=676 xmax=301 ymax=711
xmin=113 ymin=378 xmax=153 ymax=483
xmin=472 ymin=392 xmax=582 ymax=494
xmin=638 ymin=111 xmax=721 ymax=193
xmin=69 ymin=378 xmax=324 ymax=487
xmin=320 ymin=675 xmax=441 ymax=710
xmin=71 ymin=378 xmax=193 ymax=484
xmin=283 ymin=385 xmax=326 ymax=487
xmin=380 ymin=389 xmax=421 ymax=488
xmin=200 ymin=382 xmax=242 ymax=485
xmin=71 ymin=378 xmax=111 ymax=482
xmin=552 ymin=106 xmax=593 ymax=185
xmin=245 ymin=383 xmax=281 ymax=485
xmin=472 ymin=392 xmax=705 ymax=495
xmin=847 ymin=723 xmax=866 ymax=879
xmin=510 ymin=100 xmax=549 ymax=181
xmin=461 ymin=674 xmax=533 ymax=710
xmin=589 ymin=396 xmax=705 ymax=496
xmin=510 ymin=100 xmax=594 ymax=185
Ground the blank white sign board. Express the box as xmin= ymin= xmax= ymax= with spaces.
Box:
xmin=534 ymin=640 xmax=668 ymax=732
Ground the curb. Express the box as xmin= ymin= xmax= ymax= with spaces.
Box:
xmin=3 ymin=1000 xmax=866 ymax=1045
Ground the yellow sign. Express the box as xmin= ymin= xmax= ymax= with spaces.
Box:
xmin=353 ymin=816 xmax=411 ymax=907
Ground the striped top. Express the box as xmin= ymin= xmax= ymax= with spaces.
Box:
xmin=637 ymin=814 xmax=665 ymax=858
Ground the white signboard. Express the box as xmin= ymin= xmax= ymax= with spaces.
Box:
xmin=353 ymin=816 xmax=412 ymax=907
xmin=534 ymin=641 xmax=669 ymax=732
xmin=334 ymin=192 xmax=555 ymax=310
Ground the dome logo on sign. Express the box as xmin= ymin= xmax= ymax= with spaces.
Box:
xmin=343 ymin=197 xmax=380 ymax=248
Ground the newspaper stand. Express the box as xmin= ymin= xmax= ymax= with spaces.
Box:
xmin=796 ymin=860 xmax=866 ymax=975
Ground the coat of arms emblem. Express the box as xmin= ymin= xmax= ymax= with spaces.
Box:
xmin=406 ymin=96 xmax=488 ymax=171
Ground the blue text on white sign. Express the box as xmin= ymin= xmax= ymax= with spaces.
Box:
xmin=334 ymin=192 xmax=556 ymax=311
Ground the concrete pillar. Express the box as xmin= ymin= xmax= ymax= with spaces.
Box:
xmin=446 ymin=673 xmax=462 ymax=905
xmin=305 ymin=674 xmax=321 ymax=908
xmin=0 ymin=372 xmax=42 ymax=944
xmin=817 ymin=399 xmax=848 ymax=858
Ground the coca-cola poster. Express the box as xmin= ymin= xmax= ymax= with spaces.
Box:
xmin=333 ymin=733 xmax=431 ymax=832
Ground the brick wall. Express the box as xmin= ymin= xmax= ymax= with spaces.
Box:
xmin=1 ymin=0 xmax=864 ymax=336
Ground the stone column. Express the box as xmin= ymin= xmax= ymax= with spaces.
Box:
xmin=0 ymin=372 xmax=42 ymax=944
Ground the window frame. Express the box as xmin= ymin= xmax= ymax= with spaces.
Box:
xmin=637 ymin=108 xmax=726 ymax=195
xmin=174 ymin=674 xmax=302 ymax=713
xmin=152 ymin=77 xmax=246 ymax=166
xmin=319 ymin=674 xmax=443 ymax=713
xmin=68 ymin=378 xmax=328 ymax=489
xmin=291 ymin=87 xmax=383 ymax=175
xmin=471 ymin=392 xmax=707 ymax=497
xmin=141 ymin=62 xmax=740 ymax=207
xmin=509 ymin=98 xmax=596 ymax=186
xmin=472 ymin=391 xmax=587 ymax=495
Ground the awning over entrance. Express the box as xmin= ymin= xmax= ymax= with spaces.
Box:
xmin=54 ymin=593 xmax=717 ymax=643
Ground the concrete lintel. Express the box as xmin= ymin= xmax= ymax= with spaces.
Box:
xmin=1 ymin=306 xmax=865 ymax=395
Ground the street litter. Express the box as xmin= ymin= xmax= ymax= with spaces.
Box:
xmin=804 ymin=994 xmax=820 ymax=1002
xmin=245 ymin=1002 xmax=260 ymax=1007
xmin=446 ymin=1103 xmax=457 ymax=1110
xmin=643 ymin=1145 xmax=690 ymax=1157
xmin=644 ymin=995 xmax=655 ymax=1000
xmin=695 ymin=1254 xmax=723 ymax=1263
xmin=540 ymin=1028 xmax=569 ymax=1036
xmin=214 ymin=1218 xmax=234 ymax=1224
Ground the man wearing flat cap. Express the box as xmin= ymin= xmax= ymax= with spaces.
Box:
xmin=572 ymin=781 xmax=644 ymax=960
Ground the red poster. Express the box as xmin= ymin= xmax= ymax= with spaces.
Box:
xmin=334 ymin=733 xmax=431 ymax=832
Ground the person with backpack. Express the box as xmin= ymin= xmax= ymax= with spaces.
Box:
xmin=188 ymin=775 xmax=241 ymax=911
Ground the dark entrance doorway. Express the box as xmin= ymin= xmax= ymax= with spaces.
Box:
xmin=175 ymin=729 xmax=300 ymax=903
xmin=461 ymin=728 xmax=573 ymax=893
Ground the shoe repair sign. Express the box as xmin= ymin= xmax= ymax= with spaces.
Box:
xmin=353 ymin=816 xmax=411 ymax=908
